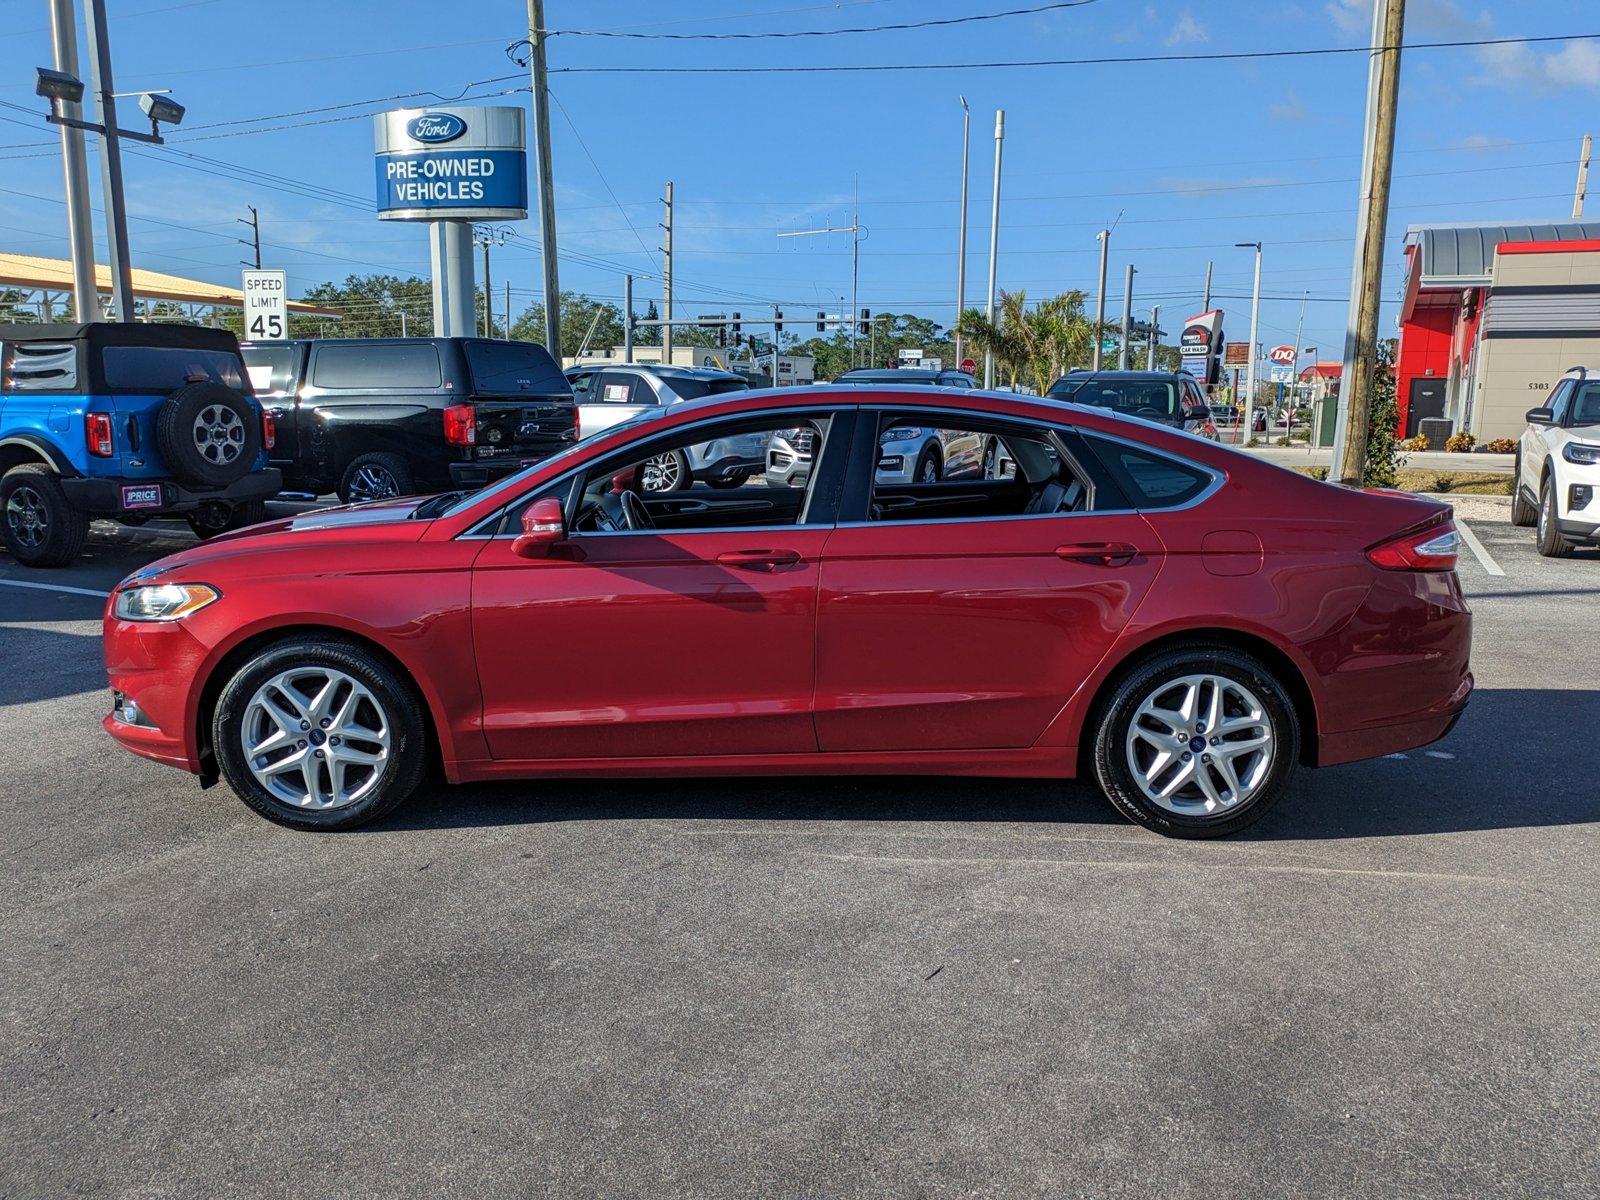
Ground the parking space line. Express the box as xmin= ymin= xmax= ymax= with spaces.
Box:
xmin=0 ymin=578 xmax=111 ymax=599
xmin=1456 ymin=521 xmax=1505 ymax=577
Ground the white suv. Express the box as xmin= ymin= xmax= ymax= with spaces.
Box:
xmin=1513 ymin=366 xmax=1600 ymax=557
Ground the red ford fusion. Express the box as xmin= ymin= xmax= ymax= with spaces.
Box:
xmin=103 ymin=386 xmax=1472 ymax=838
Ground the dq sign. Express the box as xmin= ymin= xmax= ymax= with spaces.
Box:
xmin=374 ymin=106 xmax=528 ymax=221
xmin=1268 ymin=345 xmax=1297 ymax=365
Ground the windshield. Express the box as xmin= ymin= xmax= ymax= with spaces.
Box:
xmin=835 ymin=371 xmax=937 ymax=385
xmin=101 ymin=347 xmax=247 ymax=393
xmin=1051 ymin=378 xmax=1178 ymax=420
xmin=241 ymin=344 xmax=297 ymax=395
xmin=466 ymin=341 xmax=569 ymax=396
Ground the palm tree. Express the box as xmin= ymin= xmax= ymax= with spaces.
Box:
xmin=959 ymin=290 xmax=1105 ymax=392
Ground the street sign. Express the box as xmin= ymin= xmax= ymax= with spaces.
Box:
xmin=241 ymin=269 xmax=287 ymax=341
xmin=1100 ymin=337 xmax=1119 ymax=354
xmin=1268 ymin=345 xmax=1297 ymax=365
xmin=960 ymin=357 xmax=976 ymax=373
xmin=1270 ymin=364 xmax=1294 ymax=384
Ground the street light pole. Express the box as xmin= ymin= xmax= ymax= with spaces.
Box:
xmin=954 ymin=96 xmax=970 ymax=368
xmin=83 ymin=0 xmax=134 ymax=321
xmin=1147 ymin=304 xmax=1160 ymax=370
xmin=1091 ymin=228 xmax=1110 ymax=371
xmin=982 ymin=109 xmax=1004 ymax=389
xmin=48 ymin=0 xmax=96 ymax=320
xmin=1117 ymin=263 xmax=1135 ymax=371
xmin=1239 ymin=241 xmax=1263 ymax=441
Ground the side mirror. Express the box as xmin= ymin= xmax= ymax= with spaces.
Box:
xmin=1525 ymin=406 xmax=1555 ymax=426
xmin=1184 ymin=402 xmax=1211 ymax=421
xmin=512 ymin=497 xmax=566 ymax=560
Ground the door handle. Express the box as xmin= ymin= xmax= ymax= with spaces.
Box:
xmin=716 ymin=548 xmax=802 ymax=571
xmin=1056 ymin=541 xmax=1138 ymax=567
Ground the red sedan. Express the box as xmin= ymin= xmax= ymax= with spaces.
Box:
xmin=103 ymin=387 xmax=1472 ymax=838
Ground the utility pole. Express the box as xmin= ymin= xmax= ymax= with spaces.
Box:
xmin=1574 ymin=133 xmax=1592 ymax=219
xmin=83 ymin=0 xmax=134 ymax=320
xmin=983 ymin=109 xmax=1004 ymax=389
xmin=48 ymin=0 xmax=96 ymax=320
xmin=1239 ymin=241 xmax=1263 ymax=441
xmin=954 ymin=96 xmax=971 ymax=368
xmin=1202 ymin=259 xmax=1213 ymax=312
xmin=1117 ymin=264 xmax=1135 ymax=371
xmin=1291 ymin=290 xmax=1307 ymax=441
xmin=772 ymin=306 xmax=781 ymax=387
xmin=1147 ymin=304 xmax=1160 ymax=370
xmin=473 ymin=226 xmax=509 ymax=336
xmin=851 ymin=180 xmax=862 ymax=369
xmin=238 ymin=205 xmax=261 ymax=270
xmin=661 ymin=180 xmax=673 ymax=367
xmin=1333 ymin=0 xmax=1405 ymax=485
xmin=623 ymin=274 xmax=634 ymax=362
xmin=1091 ymin=229 xmax=1110 ymax=370
xmin=527 ymin=0 xmax=560 ymax=354
xmin=504 ymin=280 xmax=511 ymax=339
xmin=481 ymin=235 xmax=491 ymax=336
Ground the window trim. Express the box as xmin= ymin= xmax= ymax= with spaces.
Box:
xmin=1078 ymin=429 xmax=1224 ymax=512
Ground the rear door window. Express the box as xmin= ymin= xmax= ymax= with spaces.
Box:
xmin=311 ymin=343 xmax=441 ymax=390
xmin=1083 ymin=435 xmax=1213 ymax=508
xmin=596 ymin=372 xmax=650 ymax=404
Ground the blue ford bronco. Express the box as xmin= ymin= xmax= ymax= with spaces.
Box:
xmin=0 ymin=322 xmax=281 ymax=567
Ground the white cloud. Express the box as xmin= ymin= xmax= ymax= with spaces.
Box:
xmin=1158 ymin=176 xmax=1287 ymax=197
xmin=1449 ymin=133 xmax=1511 ymax=152
xmin=1477 ymin=39 xmax=1600 ymax=91
xmin=1164 ymin=12 xmax=1208 ymax=47
xmin=1270 ymin=90 xmax=1310 ymax=122
xmin=1328 ymin=0 xmax=1489 ymax=38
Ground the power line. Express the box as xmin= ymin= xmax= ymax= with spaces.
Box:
xmin=537 ymin=1 xmax=1098 ymax=40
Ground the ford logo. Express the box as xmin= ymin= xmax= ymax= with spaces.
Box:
xmin=407 ymin=113 xmax=466 ymax=144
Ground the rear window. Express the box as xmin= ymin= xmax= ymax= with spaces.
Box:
xmin=1 ymin=341 xmax=77 ymax=391
xmin=1053 ymin=379 xmax=1178 ymax=420
xmin=466 ymin=341 xmax=569 ymax=396
xmin=670 ymin=376 xmax=750 ymax=401
xmin=101 ymin=347 xmax=246 ymax=392
xmin=242 ymin=345 xmax=298 ymax=395
xmin=1084 ymin=435 xmax=1213 ymax=508
xmin=312 ymin=343 xmax=441 ymax=390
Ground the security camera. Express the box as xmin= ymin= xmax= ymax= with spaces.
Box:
xmin=35 ymin=67 xmax=85 ymax=105
xmin=139 ymin=93 xmax=185 ymax=126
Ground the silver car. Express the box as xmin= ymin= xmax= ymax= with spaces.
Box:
xmin=766 ymin=421 xmax=1006 ymax=488
xmin=565 ymin=363 xmax=765 ymax=491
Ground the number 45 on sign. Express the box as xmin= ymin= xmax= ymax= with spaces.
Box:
xmin=242 ymin=269 xmax=287 ymax=341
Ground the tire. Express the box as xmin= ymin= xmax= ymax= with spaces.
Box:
xmin=339 ymin=452 xmax=414 ymax=505
xmin=155 ymin=382 xmax=259 ymax=488
xmin=705 ymin=469 xmax=750 ymax=490
xmin=1510 ymin=451 xmax=1538 ymax=527
xmin=0 ymin=464 xmax=90 ymax=568
xmin=981 ymin=438 xmax=999 ymax=479
xmin=640 ymin=449 xmax=691 ymax=492
xmin=1536 ymin=474 xmax=1573 ymax=558
xmin=1091 ymin=645 xmax=1300 ymax=839
xmin=212 ymin=637 xmax=429 ymax=831
xmin=185 ymin=498 xmax=267 ymax=541
xmin=915 ymin=446 xmax=943 ymax=483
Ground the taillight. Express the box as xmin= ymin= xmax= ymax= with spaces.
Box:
xmin=1366 ymin=521 xmax=1460 ymax=571
xmin=261 ymin=411 xmax=276 ymax=451
xmin=574 ymin=404 xmax=582 ymax=441
xmin=443 ymin=402 xmax=476 ymax=446
xmin=86 ymin=412 xmax=114 ymax=457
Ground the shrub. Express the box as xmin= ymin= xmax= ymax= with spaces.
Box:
xmin=1363 ymin=339 xmax=1402 ymax=488
xmin=1430 ymin=474 xmax=1456 ymax=493
xmin=1403 ymin=434 xmax=1431 ymax=451
xmin=1309 ymin=466 xmax=1329 ymax=481
xmin=1445 ymin=431 xmax=1476 ymax=453
xmin=1483 ymin=437 xmax=1517 ymax=454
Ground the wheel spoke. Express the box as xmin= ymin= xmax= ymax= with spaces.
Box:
xmin=242 ymin=667 xmax=392 ymax=811
xmin=1192 ymin=761 xmax=1228 ymax=810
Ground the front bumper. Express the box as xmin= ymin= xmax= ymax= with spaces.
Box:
xmin=61 ymin=468 xmax=282 ymax=517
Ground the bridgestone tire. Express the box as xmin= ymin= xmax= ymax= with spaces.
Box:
xmin=0 ymin=464 xmax=90 ymax=568
xmin=156 ymin=382 xmax=260 ymax=488
xmin=1091 ymin=645 xmax=1300 ymax=839
xmin=213 ymin=637 xmax=429 ymax=832
xmin=1510 ymin=452 xmax=1537 ymax=527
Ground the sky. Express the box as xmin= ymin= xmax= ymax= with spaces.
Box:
xmin=2 ymin=0 xmax=1598 ymax=358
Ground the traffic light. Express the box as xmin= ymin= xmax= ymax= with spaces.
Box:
xmin=857 ymin=308 xmax=871 ymax=336
xmin=730 ymin=312 xmax=741 ymax=339
xmin=746 ymin=334 xmax=756 ymax=354
xmin=775 ymin=310 xmax=784 ymax=335
xmin=717 ymin=322 xmax=727 ymax=348
xmin=817 ymin=311 xmax=826 ymax=333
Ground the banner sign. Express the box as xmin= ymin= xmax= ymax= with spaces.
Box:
xmin=374 ymin=106 xmax=528 ymax=221
xmin=1223 ymin=342 xmax=1251 ymax=368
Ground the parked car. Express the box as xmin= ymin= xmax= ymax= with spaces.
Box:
xmin=832 ymin=367 xmax=978 ymax=389
xmin=1 ymin=322 xmax=280 ymax=566
xmin=766 ymin=419 xmax=1006 ymax=488
xmin=564 ymin=362 xmax=760 ymax=491
xmin=241 ymin=337 xmax=575 ymax=504
xmin=1210 ymin=405 xmax=1240 ymax=428
xmin=1512 ymin=364 xmax=1600 ymax=556
xmin=103 ymin=384 xmax=1472 ymax=840
xmin=1046 ymin=370 xmax=1219 ymax=440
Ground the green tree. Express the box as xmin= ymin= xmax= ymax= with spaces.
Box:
xmin=1363 ymin=337 xmax=1402 ymax=487
xmin=510 ymin=291 xmax=625 ymax=358
xmin=957 ymin=290 xmax=1105 ymax=392
xmin=287 ymin=274 xmax=434 ymax=339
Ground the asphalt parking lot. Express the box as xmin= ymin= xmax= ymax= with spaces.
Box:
xmin=2 ymin=505 xmax=1597 ymax=1198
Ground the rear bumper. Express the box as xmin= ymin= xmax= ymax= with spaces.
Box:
xmin=61 ymin=468 xmax=281 ymax=516
xmin=448 ymin=458 xmax=532 ymax=488
xmin=1317 ymin=670 xmax=1473 ymax=766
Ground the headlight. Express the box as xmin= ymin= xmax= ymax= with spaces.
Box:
xmin=881 ymin=426 xmax=925 ymax=445
xmin=113 ymin=583 xmax=219 ymax=622
xmin=1563 ymin=441 xmax=1600 ymax=465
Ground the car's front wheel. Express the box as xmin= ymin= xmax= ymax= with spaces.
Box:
xmin=1092 ymin=646 xmax=1299 ymax=838
xmin=1536 ymin=474 xmax=1573 ymax=558
xmin=1510 ymin=450 xmax=1538 ymax=527
xmin=212 ymin=637 xmax=428 ymax=831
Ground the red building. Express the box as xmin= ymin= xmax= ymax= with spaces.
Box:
xmin=1396 ymin=220 xmax=1600 ymax=437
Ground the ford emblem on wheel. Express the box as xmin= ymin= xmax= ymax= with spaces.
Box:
xmin=406 ymin=112 xmax=466 ymax=143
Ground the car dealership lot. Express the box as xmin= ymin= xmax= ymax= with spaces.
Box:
xmin=2 ymin=515 xmax=1597 ymax=1197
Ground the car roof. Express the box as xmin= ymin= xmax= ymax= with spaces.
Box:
xmin=1 ymin=322 xmax=242 ymax=352
xmin=1057 ymin=370 xmax=1194 ymax=382
xmin=568 ymin=362 xmax=743 ymax=381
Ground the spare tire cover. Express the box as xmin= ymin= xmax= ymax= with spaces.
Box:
xmin=155 ymin=382 xmax=260 ymax=488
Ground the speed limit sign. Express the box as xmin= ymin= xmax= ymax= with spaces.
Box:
xmin=242 ymin=269 xmax=287 ymax=341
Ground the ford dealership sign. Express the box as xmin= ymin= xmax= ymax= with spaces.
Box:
xmin=405 ymin=112 xmax=467 ymax=144
xmin=374 ymin=106 xmax=527 ymax=221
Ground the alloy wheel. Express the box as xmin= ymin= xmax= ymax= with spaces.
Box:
xmin=241 ymin=667 xmax=392 ymax=809
xmin=1124 ymin=673 xmax=1274 ymax=816
xmin=194 ymin=404 xmax=246 ymax=466
xmin=4 ymin=485 xmax=47 ymax=548
xmin=349 ymin=464 xmax=400 ymax=502
xmin=640 ymin=452 xmax=682 ymax=491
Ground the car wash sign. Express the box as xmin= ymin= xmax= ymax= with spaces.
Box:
xmin=374 ymin=106 xmax=527 ymax=221
xmin=1179 ymin=308 xmax=1224 ymax=386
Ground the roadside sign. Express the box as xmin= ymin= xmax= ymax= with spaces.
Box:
xmin=242 ymin=269 xmax=288 ymax=341
xmin=1100 ymin=337 xmax=1119 ymax=354
xmin=1268 ymin=345 xmax=1297 ymax=365
xmin=1223 ymin=341 xmax=1251 ymax=368
xmin=1270 ymin=364 xmax=1293 ymax=383
xmin=960 ymin=357 xmax=976 ymax=372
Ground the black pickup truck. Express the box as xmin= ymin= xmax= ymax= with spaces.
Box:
xmin=240 ymin=337 xmax=576 ymax=503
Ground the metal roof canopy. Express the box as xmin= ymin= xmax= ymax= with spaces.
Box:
xmin=0 ymin=253 xmax=341 ymax=318
xmin=1403 ymin=221 xmax=1600 ymax=289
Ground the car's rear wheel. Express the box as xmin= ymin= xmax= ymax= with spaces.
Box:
xmin=339 ymin=452 xmax=413 ymax=505
xmin=1536 ymin=475 xmax=1573 ymax=558
xmin=915 ymin=447 xmax=943 ymax=483
xmin=185 ymin=498 xmax=267 ymax=540
xmin=0 ymin=464 xmax=90 ymax=568
xmin=213 ymin=637 xmax=428 ymax=831
xmin=705 ymin=469 xmax=750 ymax=490
xmin=1510 ymin=451 xmax=1538 ymax=526
xmin=1092 ymin=646 xmax=1299 ymax=838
